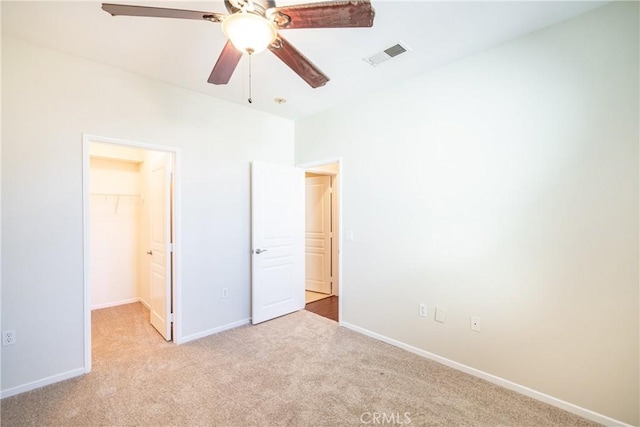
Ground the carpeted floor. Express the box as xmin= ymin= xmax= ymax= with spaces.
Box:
xmin=1 ymin=303 xmax=599 ymax=426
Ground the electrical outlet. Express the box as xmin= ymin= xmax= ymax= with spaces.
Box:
xmin=419 ymin=303 xmax=427 ymax=317
xmin=222 ymin=288 xmax=229 ymax=299
xmin=471 ymin=316 xmax=481 ymax=332
xmin=3 ymin=329 xmax=16 ymax=346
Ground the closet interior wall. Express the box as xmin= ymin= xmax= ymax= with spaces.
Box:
xmin=89 ymin=143 xmax=150 ymax=310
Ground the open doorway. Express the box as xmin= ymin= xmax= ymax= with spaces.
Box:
xmin=302 ymin=161 xmax=340 ymax=322
xmin=82 ymin=135 xmax=180 ymax=373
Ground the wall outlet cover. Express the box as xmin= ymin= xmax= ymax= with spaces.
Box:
xmin=2 ymin=329 xmax=16 ymax=346
xmin=471 ymin=316 xmax=481 ymax=331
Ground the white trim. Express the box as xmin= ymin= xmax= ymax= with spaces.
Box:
xmin=297 ymin=158 xmax=343 ymax=324
xmin=297 ymin=158 xmax=342 ymax=169
xmin=82 ymin=139 xmax=91 ymax=373
xmin=91 ymin=298 xmax=142 ymax=311
xmin=0 ymin=368 xmax=85 ymax=399
xmin=82 ymin=134 xmax=183 ymax=371
xmin=340 ymin=321 xmax=632 ymax=427
xmin=180 ymin=318 xmax=251 ymax=344
xmin=139 ymin=298 xmax=151 ymax=309
xmin=171 ymin=148 xmax=183 ymax=343
xmin=91 ymin=297 xmax=150 ymax=311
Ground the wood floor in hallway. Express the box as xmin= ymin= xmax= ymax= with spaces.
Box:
xmin=305 ymin=295 xmax=338 ymax=322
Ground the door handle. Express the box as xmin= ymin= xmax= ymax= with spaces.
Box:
xmin=146 ymin=250 xmax=153 ymax=255
xmin=254 ymin=248 xmax=268 ymax=254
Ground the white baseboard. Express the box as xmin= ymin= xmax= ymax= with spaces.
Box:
xmin=91 ymin=297 xmax=141 ymax=310
xmin=340 ymin=321 xmax=631 ymax=427
xmin=0 ymin=368 xmax=85 ymax=399
xmin=179 ymin=318 xmax=250 ymax=344
xmin=1 ymin=318 xmax=250 ymax=397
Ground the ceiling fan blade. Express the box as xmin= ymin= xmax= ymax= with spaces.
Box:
xmin=208 ymin=40 xmax=243 ymax=85
xmin=102 ymin=3 xmax=225 ymax=22
xmin=268 ymin=35 xmax=329 ymax=88
xmin=267 ymin=0 xmax=374 ymax=29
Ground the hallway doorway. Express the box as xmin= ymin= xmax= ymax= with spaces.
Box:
xmin=301 ymin=160 xmax=341 ymax=322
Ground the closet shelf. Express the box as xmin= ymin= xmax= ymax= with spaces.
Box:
xmin=90 ymin=193 xmax=142 ymax=214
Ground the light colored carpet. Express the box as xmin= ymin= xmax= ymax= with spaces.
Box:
xmin=305 ymin=290 xmax=331 ymax=304
xmin=1 ymin=303 xmax=599 ymax=426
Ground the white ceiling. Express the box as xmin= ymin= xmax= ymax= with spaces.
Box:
xmin=2 ymin=1 xmax=606 ymax=120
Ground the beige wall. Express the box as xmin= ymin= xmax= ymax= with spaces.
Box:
xmin=296 ymin=3 xmax=639 ymax=425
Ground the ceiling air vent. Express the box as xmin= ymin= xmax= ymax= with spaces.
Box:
xmin=363 ymin=42 xmax=411 ymax=67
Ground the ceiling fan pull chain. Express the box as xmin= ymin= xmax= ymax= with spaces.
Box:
xmin=248 ymin=53 xmax=253 ymax=104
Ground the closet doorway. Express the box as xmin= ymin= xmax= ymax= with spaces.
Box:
xmin=82 ymin=135 xmax=181 ymax=372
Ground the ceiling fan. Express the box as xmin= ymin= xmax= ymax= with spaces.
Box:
xmin=102 ymin=0 xmax=375 ymax=89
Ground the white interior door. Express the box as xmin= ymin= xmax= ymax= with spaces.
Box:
xmin=251 ymin=161 xmax=304 ymax=324
xmin=149 ymin=155 xmax=172 ymax=340
xmin=305 ymin=175 xmax=332 ymax=294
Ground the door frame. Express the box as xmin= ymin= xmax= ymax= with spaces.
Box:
xmin=81 ymin=134 xmax=182 ymax=373
xmin=297 ymin=158 xmax=342 ymax=324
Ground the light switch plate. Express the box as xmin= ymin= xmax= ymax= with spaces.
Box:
xmin=435 ymin=306 xmax=446 ymax=323
xmin=419 ymin=304 xmax=427 ymax=317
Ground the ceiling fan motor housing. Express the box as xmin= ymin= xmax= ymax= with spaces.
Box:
xmin=225 ymin=0 xmax=275 ymax=16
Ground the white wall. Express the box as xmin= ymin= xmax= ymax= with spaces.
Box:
xmin=90 ymin=157 xmax=142 ymax=309
xmin=1 ymin=36 xmax=293 ymax=394
xmin=296 ymin=3 xmax=638 ymax=425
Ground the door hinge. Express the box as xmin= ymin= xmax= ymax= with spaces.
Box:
xmin=170 ymin=313 xmax=174 ymax=322
xmin=169 ymin=243 xmax=174 ymax=253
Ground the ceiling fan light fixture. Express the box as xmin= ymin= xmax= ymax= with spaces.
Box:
xmin=222 ymin=12 xmax=277 ymax=55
